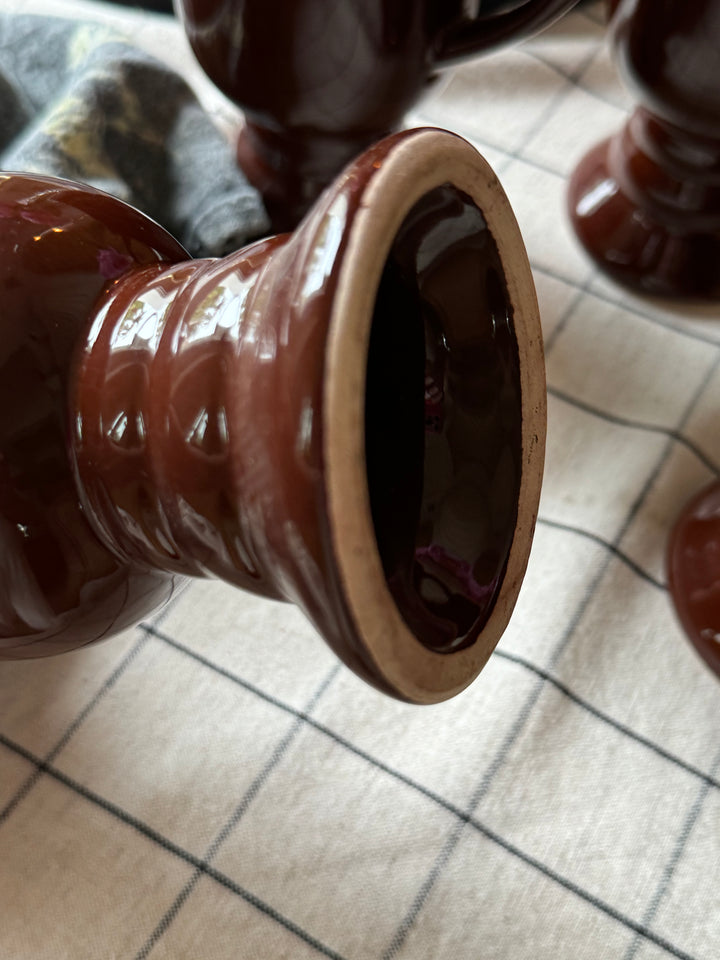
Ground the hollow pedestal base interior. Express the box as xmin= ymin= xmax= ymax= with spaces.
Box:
xmin=667 ymin=482 xmax=720 ymax=681
xmin=568 ymin=138 xmax=720 ymax=301
xmin=364 ymin=183 xmax=522 ymax=655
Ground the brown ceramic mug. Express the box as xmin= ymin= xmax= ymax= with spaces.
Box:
xmin=0 ymin=128 xmax=546 ymax=703
xmin=176 ymin=0 xmax=580 ymax=229
xmin=667 ymin=483 xmax=720 ymax=681
xmin=568 ymin=0 xmax=720 ymax=300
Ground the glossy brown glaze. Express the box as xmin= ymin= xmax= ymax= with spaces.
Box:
xmin=366 ymin=184 xmax=521 ymax=653
xmin=0 ymin=129 xmax=546 ymax=702
xmin=0 ymin=173 xmax=187 ymax=658
xmin=667 ymin=482 xmax=720 ymax=680
xmin=178 ymin=0 xmax=579 ymax=229
xmin=568 ymin=0 xmax=720 ymax=299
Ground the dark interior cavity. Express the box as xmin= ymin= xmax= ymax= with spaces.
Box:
xmin=364 ymin=183 xmax=522 ymax=653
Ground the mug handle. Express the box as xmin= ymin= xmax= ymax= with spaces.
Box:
xmin=433 ymin=0 xmax=580 ymax=66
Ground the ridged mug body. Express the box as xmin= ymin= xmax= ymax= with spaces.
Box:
xmin=0 ymin=129 xmax=546 ymax=702
xmin=70 ymin=210 xmax=360 ymax=674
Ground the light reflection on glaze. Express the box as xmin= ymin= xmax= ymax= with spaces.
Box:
xmin=0 ymin=173 xmax=187 ymax=657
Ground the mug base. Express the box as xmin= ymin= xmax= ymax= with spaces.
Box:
xmin=568 ymin=138 xmax=720 ymax=302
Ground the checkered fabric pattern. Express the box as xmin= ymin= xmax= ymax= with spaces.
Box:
xmin=1 ymin=2 xmax=719 ymax=959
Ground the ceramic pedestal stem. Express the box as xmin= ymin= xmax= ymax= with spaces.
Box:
xmin=568 ymin=0 xmax=720 ymax=300
xmin=0 ymin=129 xmax=546 ymax=702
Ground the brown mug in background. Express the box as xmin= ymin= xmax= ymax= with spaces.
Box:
xmin=176 ymin=0 xmax=580 ymax=228
xmin=568 ymin=0 xmax=720 ymax=300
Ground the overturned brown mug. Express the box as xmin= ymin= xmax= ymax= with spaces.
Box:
xmin=177 ymin=0 xmax=580 ymax=229
xmin=0 ymin=128 xmax=545 ymax=703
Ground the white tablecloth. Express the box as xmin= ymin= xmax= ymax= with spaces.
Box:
xmin=0 ymin=3 xmax=718 ymax=959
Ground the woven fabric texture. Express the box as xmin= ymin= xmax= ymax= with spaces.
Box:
xmin=0 ymin=2 xmax=718 ymax=959
xmin=0 ymin=9 xmax=268 ymax=255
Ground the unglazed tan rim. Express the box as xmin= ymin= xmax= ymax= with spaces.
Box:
xmin=323 ymin=128 xmax=546 ymax=704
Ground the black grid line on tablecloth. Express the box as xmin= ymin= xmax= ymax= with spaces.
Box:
xmin=532 ymin=261 xmax=720 ymax=346
xmin=381 ymin=346 xmax=720 ymax=957
xmin=523 ymin=4 xmax=631 ymax=108
xmin=521 ymin=47 xmax=625 ymax=112
xmin=0 ymin=656 xmax=707 ymax=960
xmin=134 ymin=663 xmax=341 ymax=960
xmin=422 ymin=19 xmax=619 ymax=174
xmin=536 ymin=516 xmax=666 ymax=589
xmin=0 ymin=633 xmax=150 ymax=826
xmin=541 ymin=273 xmax=595 ymax=352
xmin=148 ymin=625 xmax=720 ymax=800
xmin=419 ymin=29 xmax=612 ymax=182
xmin=507 ymin=29 xmax=610 ymax=147
xmin=0 ymin=583 xmax=188 ymax=829
xmin=127 ymin=624 xmax=712 ymax=960
xmin=494 ymin=649 xmax=720 ymax=790
xmin=546 ymin=386 xmax=720 ymax=475
xmin=622 ymin=749 xmax=720 ymax=960
xmin=0 ymin=731 xmax=347 ymax=960
xmin=416 ymin=107 xmax=567 ymax=180
xmin=441 ymin=71 xmax=602 ymax=184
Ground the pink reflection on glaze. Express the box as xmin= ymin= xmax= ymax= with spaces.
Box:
xmin=0 ymin=203 xmax=64 ymax=225
xmin=98 ymin=247 xmax=135 ymax=279
xmin=415 ymin=543 xmax=497 ymax=605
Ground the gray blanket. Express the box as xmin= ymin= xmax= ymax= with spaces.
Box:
xmin=0 ymin=14 xmax=269 ymax=256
